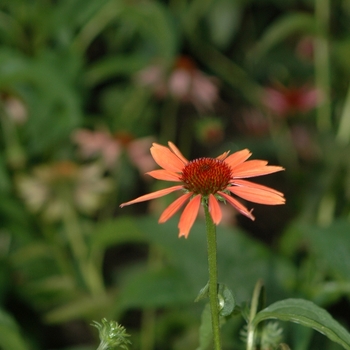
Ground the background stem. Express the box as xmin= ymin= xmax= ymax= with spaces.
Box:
xmin=314 ymin=0 xmax=331 ymax=132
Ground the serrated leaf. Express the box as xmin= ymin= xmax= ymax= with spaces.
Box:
xmin=253 ymin=299 xmax=350 ymax=350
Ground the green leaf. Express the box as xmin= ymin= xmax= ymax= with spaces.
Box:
xmin=98 ymin=216 xmax=296 ymax=305
xmin=206 ymin=0 xmax=242 ymax=49
xmin=218 ymin=283 xmax=235 ymax=317
xmin=89 ymin=216 xmax=146 ymax=252
xmin=115 ymin=268 xmax=193 ymax=315
xmin=0 ymin=48 xmax=82 ymax=155
xmin=45 ymin=293 xmax=112 ymax=324
xmin=122 ymin=2 xmax=178 ymax=60
xmin=253 ymin=298 xmax=350 ymax=350
xmin=307 ymin=220 xmax=350 ymax=281
xmin=196 ymin=303 xmax=212 ymax=350
xmin=0 ymin=309 xmax=29 ymax=350
xmin=194 ymin=282 xmax=235 ymax=316
xmin=84 ymin=55 xmax=147 ymax=87
xmin=249 ymin=12 xmax=317 ymax=60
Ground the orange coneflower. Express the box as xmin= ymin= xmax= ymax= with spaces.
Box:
xmin=120 ymin=142 xmax=285 ymax=238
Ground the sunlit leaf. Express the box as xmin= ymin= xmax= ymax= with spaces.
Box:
xmin=253 ymin=299 xmax=350 ymax=350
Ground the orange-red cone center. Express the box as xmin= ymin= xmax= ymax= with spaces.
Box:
xmin=181 ymin=158 xmax=232 ymax=196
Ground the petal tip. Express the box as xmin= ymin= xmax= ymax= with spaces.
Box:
xmin=178 ymin=231 xmax=189 ymax=239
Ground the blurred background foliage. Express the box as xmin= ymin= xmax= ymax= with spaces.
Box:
xmin=1 ymin=0 xmax=350 ymax=349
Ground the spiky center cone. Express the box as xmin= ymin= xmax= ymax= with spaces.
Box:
xmin=181 ymin=157 xmax=232 ymax=196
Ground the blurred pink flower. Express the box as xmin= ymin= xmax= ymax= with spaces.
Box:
xmin=136 ymin=56 xmax=219 ymax=112
xmin=72 ymin=129 xmax=156 ymax=174
xmin=262 ymin=83 xmax=320 ymax=117
xmin=72 ymin=129 xmax=120 ymax=168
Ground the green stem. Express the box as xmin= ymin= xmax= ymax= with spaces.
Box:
xmin=336 ymin=82 xmax=350 ymax=145
xmin=183 ymin=27 xmax=263 ymax=105
xmin=204 ymin=204 xmax=222 ymax=350
xmin=62 ymin=189 xmax=105 ymax=296
xmin=246 ymin=279 xmax=265 ymax=350
xmin=0 ymin=105 xmax=26 ymax=169
xmin=314 ymin=0 xmax=331 ymax=132
xmin=140 ymin=245 xmax=160 ymax=350
xmin=72 ymin=0 xmax=122 ymax=52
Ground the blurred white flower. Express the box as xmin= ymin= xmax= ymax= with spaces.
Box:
xmin=16 ymin=161 xmax=113 ymax=221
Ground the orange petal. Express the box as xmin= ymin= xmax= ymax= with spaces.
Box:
xmin=168 ymin=141 xmax=189 ymax=164
xmin=208 ymin=194 xmax=222 ymax=224
xmin=178 ymin=195 xmax=201 ymax=238
xmin=120 ymin=185 xmax=183 ymax=207
xmin=233 ymin=179 xmax=284 ymax=196
xmin=233 ymin=165 xmax=285 ymax=178
xmin=224 ymin=149 xmax=252 ymax=169
xmin=228 ymin=185 xmax=285 ymax=205
xmin=147 ymin=169 xmax=182 ymax=182
xmin=216 ymin=151 xmax=230 ymax=161
xmin=150 ymin=143 xmax=185 ymax=173
xmin=218 ymin=191 xmax=255 ymax=221
xmin=159 ymin=193 xmax=192 ymax=223
xmin=232 ymin=160 xmax=284 ymax=178
xmin=232 ymin=159 xmax=267 ymax=170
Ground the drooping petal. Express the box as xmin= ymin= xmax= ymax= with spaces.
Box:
xmin=168 ymin=141 xmax=189 ymax=164
xmin=232 ymin=179 xmax=284 ymax=196
xmin=147 ymin=169 xmax=182 ymax=182
xmin=216 ymin=151 xmax=230 ymax=161
xmin=218 ymin=191 xmax=255 ymax=221
xmin=120 ymin=185 xmax=183 ymax=207
xmin=224 ymin=149 xmax=252 ymax=169
xmin=208 ymin=194 xmax=222 ymax=224
xmin=150 ymin=143 xmax=185 ymax=173
xmin=228 ymin=185 xmax=285 ymax=205
xmin=231 ymin=160 xmax=284 ymax=178
xmin=159 ymin=193 xmax=192 ymax=223
xmin=178 ymin=195 xmax=201 ymax=238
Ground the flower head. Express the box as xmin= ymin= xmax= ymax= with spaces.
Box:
xmin=135 ymin=55 xmax=219 ymax=112
xmin=120 ymin=142 xmax=285 ymax=238
xmin=92 ymin=318 xmax=131 ymax=350
xmin=263 ymin=83 xmax=320 ymax=117
xmin=72 ymin=129 xmax=155 ymax=174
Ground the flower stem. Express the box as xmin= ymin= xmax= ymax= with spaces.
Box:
xmin=204 ymin=204 xmax=222 ymax=350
